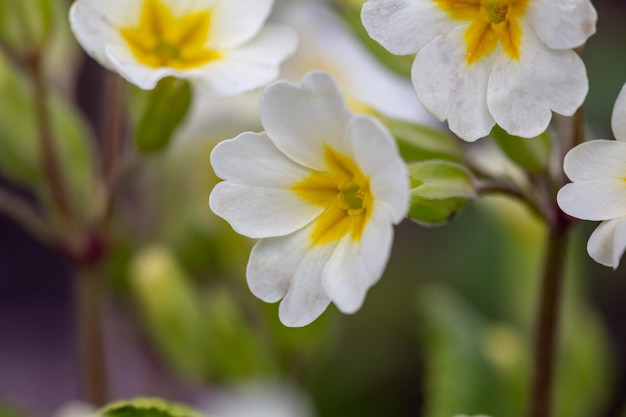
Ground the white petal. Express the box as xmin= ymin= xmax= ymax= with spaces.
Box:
xmin=195 ymin=25 xmax=298 ymax=96
xmin=488 ymin=25 xmax=588 ymax=138
xmin=69 ymin=0 xmax=142 ymax=70
xmin=278 ymin=0 xmax=433 ymax=124
xmin=587 ymin=217 xmax=626 ymax=269
xmin=211 ymin=132 xmax=310 ymax=187
xmin=412 ymin=26 xmax=496 ymax=142
xmin=348 ymin=116 xmax=409 ymax=222
xmin=612 ymin=83 xmax=626 ymax=142
xmin=562 ymin=140 xmax=626 ymax=182
xmin=323 ymin=207 xmax=394 ymax=313
xmin=209 ymin=182 xmax=322 ymax=239
xmin=105 ymin=44 xmax=195 ymax=89
xmin=260 ymin=72 xmax=353 ymax=171
xmin=209 ymin=0 xmax=273 ymax=49
xmin=557 ymin=180 xmax=626 ymax=221
xmin=247 ymin=226 xmax=334 ymax=327
xmin=247 ymin=228 xmax=311 ymax=303
xmin=361 ymin=0 xmax=457 ymax=55
xmin=527 ymin=0 xmax=597 ymax=50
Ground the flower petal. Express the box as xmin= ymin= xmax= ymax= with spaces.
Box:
xmin=562 ymin=140 xmax=626 ymax=182
xmin=260 ymin=72 xmax=353 ymax=170
xmin=69 ymin=0 xmax=142 ymax=70
xmin=248 ymin=226 xmax=336 ymax=327
xmin=412 ymin=26 xmax=496 ymax=142
xmin=348 ymin=116 xmax=409 ymax=222
xmin=211 ymin=132 xmax=310 ymax=186
xmin=612 ymin=83 xmax=626 ymax=142
xmin=279 ymin=0 xmax=433 ymax=124
xmin=587 ymin=217 xmax=626 ymax=269
xmin=488 ymin=25 xmax=588 ymax=138
xmin=557 ymin=179 xmax=626 ymax=221
xmin=526 ymin=0 xmax=597 ymax=50
xmin=361 ymin=0 xmax=458 ymax=55
xmin=209 ymin=182 xmax=322 ymax=239
xmin=194 ymin=25 xmax=298 ymax=96
xmin=208 ymin=0 xmax=274 ymax=49
xmin=105 ymin=44 xmax=194 ymax=89
xmin=322 ymin=207 xmax=394 ymax=313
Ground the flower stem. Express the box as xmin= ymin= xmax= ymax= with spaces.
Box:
xmin=528 ymin=110 xmax=581 ymax=417
xmin=528 ymin=220 xmax=569 ymax=417
xmin=75 ymin=261 xmax=108 ymax=406
xmin=30 ymin=52 xmax=73 ymax=220
xmin=0 ymin=186 xmax=55 ymax=243
xmin=102 ymin=72 xmax=126 ymax=215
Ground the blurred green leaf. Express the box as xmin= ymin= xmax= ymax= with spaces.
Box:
xmin=0 ymin=0 xmax=55 ymax=51
xmin=133 ymin=78 xmax=192 ymax=152
xmin=408 ymin=160 xmax=476 ymax=226
xmin=490 ymin=125 xmax=550 ymax=173
xmin=101 ymin=398 xmax=205 ymax=417
xmin=0 ymin=52 xmax=98 ymax=225
xmin=129 ymin=246 xmax=205 ymax=379
xmin=201 ymin=289 xmax=275 ymax=380
xmin=386 ymin=119 xmax=464 ymax=163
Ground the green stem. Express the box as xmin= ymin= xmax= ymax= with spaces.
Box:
xmin=528 ymin=110 xmax=581 ymax=417
xmin=30 ymin=52 xmax=73 ymax=219
xmin=0 ymin=186 xmax=55 ymax=243
xmin=528 ymin=220 xmax=569 ymax=417
xmin=75 ymin=262 xmax=108 ymax=406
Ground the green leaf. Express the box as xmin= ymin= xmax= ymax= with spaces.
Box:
xmin=490 ymin=125 xmax=551 ymax=173
xmin=132 ymin=78 xmax=192 ymax=152
xmin=0 ymin=0 xmax=55 ymax=51
xmin=407 ymin=160 xmax=476 ymax=226
xmin=386 ymin=119 xmax=463 ymax=163
xmin=201 ymin=289 xmax=275 ymax=379
xmin=101 ymin=398 xmax=205 ymax=417
xmin=0 ymin=52 xmax=98 ymax=225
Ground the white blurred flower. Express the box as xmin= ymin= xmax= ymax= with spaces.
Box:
xmin=275 ymin=0 xmax=433 ymax=124
xmin=51 ymin=402 xmax=97 ymax=417
xmin=69 ymin=0 xmax=297 ymax=93
xmin=203 ymin=380 xmax=315 ymax=417
xmin=209 ymin=72 xmax=409 ymax=327
xmin=361 ymin=0 xmax=596 ymax=141
xmin=558 ymin=83 xmax=626 ymax=269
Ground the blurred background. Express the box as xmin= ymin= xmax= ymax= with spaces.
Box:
xmin=1 ymin=1 xmax=626 ymax=417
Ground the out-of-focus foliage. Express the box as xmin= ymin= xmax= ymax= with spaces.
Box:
xmin=101 ymin=398 xmax=205 ymax=417
xmin=0 ymin=52 xmax=98 ymax=227
xmin=387 ymin=119 xmax=464 ymax=163
xmin=490 ymin=125 xmax=551 ymax=174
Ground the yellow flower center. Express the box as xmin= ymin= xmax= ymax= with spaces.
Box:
xmin=119 ymin=0 xmax=221 ymax=70
xmin=291 ymin=145 xmax=373 ymax=246
xmin=433 ymin=0 xmax=530 ymax=65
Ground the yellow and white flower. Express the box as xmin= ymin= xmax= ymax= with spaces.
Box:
xmin=558 ymin=84 xmax=626 ymax=269
xmin=209 ymin=72 xmax=409 ymax=327
xmin=69 ymin=0 xmax=297 ymax=94
xmin=361 ymin=0 xmax=596 ymax=141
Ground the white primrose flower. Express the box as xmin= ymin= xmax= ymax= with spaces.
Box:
xmin=276 ymin=0 xmax=434 ymax=124
xmin=558 ymin=84 xmax=626 ymax=269
xmin=209 ymin=72 xmax=409 ymax=327
xmin=69 ymin=0 xmax=297 ymax=94
xmin=361 ymin=0 xmax=596 ymax=141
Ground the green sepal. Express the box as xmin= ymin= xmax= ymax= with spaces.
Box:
xmin=408 ymin=160 xmax=476 ymax=226
xmin=101 ymin=398 xmax=205 ymax=417
xmin=490 ymin=125 xmax=550 ymax=173
xmin=386 ymin=119 xmax=463 ymax=163
xmin=132 ymin=77 xmax=192 ymax=153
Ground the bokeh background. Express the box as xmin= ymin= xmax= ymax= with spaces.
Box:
xmin=1 ymin=1 xmax=626 ymax=417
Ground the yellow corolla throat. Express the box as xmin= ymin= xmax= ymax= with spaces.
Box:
xmin=291 ymin=145 xmax=373 ymax=247
xmin=119 ymin=0 xmax=221 ymax=70
xmin=433 ymin=0 xmax=530 ymax=65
